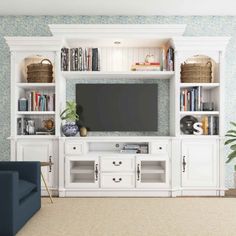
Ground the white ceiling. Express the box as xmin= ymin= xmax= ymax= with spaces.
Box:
xmin=0 ymin=0 xmax=236 ymax=15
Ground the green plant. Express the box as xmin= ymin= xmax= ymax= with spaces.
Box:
xmin=225 ymin=121 xmax=236 ymax=163
xmin=60 ymin=101 xmax=79 ymax=122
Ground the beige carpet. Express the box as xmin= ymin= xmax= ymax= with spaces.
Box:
xmin=17 ymin=197 xmax=236 ymax=236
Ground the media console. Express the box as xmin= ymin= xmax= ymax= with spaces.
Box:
xmin=60 ymin=137 xmax=171 ymax=197
xmin=5 ymin=24 xmax=229 ymax=197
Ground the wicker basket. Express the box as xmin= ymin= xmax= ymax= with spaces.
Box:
xmin=27 ymin=59 xmax=53 ymax=83
xmin=181 ymin=61 xmax=212 ymax=83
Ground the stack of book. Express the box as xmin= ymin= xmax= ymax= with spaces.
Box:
xmin=201 ymin=116 xmax=219 ymax=135
xmin=26 ymin=92 xmax=55 ymax=111
xmin=120 ymin=144 xmax=148 ymax=154
xmin=131 ymin=62 xmax=161 ymax=71
xmin=61 ymin=47 xmax=100 ymax=71
xmin=180 ymin=87 xmax=202 ymax=111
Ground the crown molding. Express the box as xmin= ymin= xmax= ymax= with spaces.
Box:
xmin=172 ymin=37 xmax=230 ymax=51
xmin=5 ymin=37 xmax=63 ymax=51
xmin=49 ymin=24 xmax=186 ymax=38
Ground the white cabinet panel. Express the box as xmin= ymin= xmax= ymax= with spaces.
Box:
xmin=17 ymin=140 xmax=54 ymax=188
xmin=150 ymin=141 xmax=169 ymax=155
xmin=101 ymin=173 xmax=135 ymax=189
xmin=65 ymin=142 xmax=84 ymax=155
xmin=101 ymin=156 xmax=135 ymax=172
xmin=182 ymin=140 xmax=218 ymax=187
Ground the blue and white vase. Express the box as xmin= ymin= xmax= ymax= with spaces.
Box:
xmin=62 ymin=122 xmax=79 ymax=137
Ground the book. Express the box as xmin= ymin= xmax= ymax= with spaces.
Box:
xmin=167 ymin=47 xmax=174 ymax=71
xmin=92 ymin=48 xmax=99 ymax=71
xmin=61 ymin=47 xmax=69 ymax=71
xmin=78 ymin=47 xmax=83 ymax=71
xmin=70 ymin=48 xmax=78 ymax=71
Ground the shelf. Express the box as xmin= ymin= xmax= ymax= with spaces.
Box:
xmin=14 ymin=135 xmax=56 ymax=139
xmin=180 ymin=83 xmax=220 ymax=89
xmin=180 ymin=135 xmax=219 ymax=138
xmin=141 ymin=166 xmax=165 ymax=174
xmin=71 ymin=166 xmax=94 ymax=174
xmin=180 ymin=111 xmax=219 ymax=115
xmin=88 ymin=151 xmax=147 ymax=155
xmin=61 ymin=71 xmax=175 ymax=80
xmin=17 ymin=111 xmax=55 ymax=115
xmin=16 ymin=83 xmax=55 ymax=89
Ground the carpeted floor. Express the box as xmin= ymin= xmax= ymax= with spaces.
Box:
xmin=17 ymin=197 xmax=236 ymax=236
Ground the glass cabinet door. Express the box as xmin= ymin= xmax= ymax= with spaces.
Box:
xmin=65 ymin=156 xmax=99 ymax=188
xmin=136 ymin=156 xmax=169 ymax=188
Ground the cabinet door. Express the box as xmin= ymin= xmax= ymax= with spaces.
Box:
xmin=17 ymin=140 xmax=54 ymax=188
xmin=182 ymin=140 xmax=218 ymax=187
xmin=136 ymin=155 xmax=169 ymax=189
xmin=65 ymin=156 xmax=99 ymax=189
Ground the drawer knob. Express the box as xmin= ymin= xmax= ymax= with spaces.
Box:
xmin=73 ymin=147 xmax=76 ymax=150
xmin=112 ymin=161 xmax=122 ymax=166
xmin=159 ymin=147 xmax=162 ymax=150
xmin=112 ymin=177 xmax=122 ymax=183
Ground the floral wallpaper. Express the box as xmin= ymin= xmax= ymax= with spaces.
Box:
xmin=0 ymin=16 xmax=235 ymax=187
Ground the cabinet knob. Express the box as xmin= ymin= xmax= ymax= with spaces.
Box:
xmin=73 ymin=147 xmax=76 ymax=150
xmin=159 ymin=147 xmax=162 ymax=150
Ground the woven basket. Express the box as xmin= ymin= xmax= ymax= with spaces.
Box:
xmin=27 ymin=59 xmax=53 ymax=83
xmin=181 ymin=61 xmax=212 ymax=83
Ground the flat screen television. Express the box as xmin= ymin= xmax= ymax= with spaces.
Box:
xmin=76 ymin=84 xmax=158 ymax=132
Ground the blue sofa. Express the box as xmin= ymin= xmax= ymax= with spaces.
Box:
xmin=0 ymin=162 xmax=41 ymax=236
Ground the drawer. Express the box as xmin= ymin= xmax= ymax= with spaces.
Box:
xmin=101 ymin=173 xmax=135 ymax=189
xmin=65 ymin=142 xmax=83 ymax=155
xmin=101 ymin=157 xmax=134 ymax=172
xmin=150 ymin=141 xmax=169 ymax=155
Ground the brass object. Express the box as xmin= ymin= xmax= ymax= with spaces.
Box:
xmin=42 ymin=118 xmax=55 ymax=132
xmin=80 ymin=127 xmax=87 ymax=137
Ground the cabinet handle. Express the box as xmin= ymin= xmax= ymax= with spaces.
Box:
xmin=73 ymin=146 xmax=76 ymax=150
xmin=49 ymin=156 xmax=52 ymax=172
xmin=112 ymin=177 xmax=122 ymax=183
xmin=182 ymin=156 xmax=186 ymax=173
xmin=112 ymin=161 xmax=122 ymax=166
xmin=137 ymin=164 xmax=140 ymax=181
xmin=95 ymin=164 xmax=98 ymax=181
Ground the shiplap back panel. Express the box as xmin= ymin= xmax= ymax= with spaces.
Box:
xmin=100 ymin=47 xmax=161 ymax=71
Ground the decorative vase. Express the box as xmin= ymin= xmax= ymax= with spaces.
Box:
xmin=62 ymin=122 xmax=79 ymax=137
xmin=80 ymin=127 xmax=88 ymax=137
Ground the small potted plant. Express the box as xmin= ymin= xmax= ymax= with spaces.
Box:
xmin=60 ymin=101 xmax=79 ymax=137
xmin=224 ymin=121 xmax=236 ymax=187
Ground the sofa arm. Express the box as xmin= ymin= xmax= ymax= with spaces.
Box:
xmin=0 ymin=171 xmax=19 ymax=235
xmin=0 ymin=162 xmax=41 ymax=189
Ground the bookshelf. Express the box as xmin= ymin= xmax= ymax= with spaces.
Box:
xmin=5 ymin=24 xmax=230 ymax=197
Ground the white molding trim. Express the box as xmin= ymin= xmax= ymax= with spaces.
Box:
xmin=49 ymin=24 xmax=186 ymax=38
xmin=172 ymin=37 xmax=230 ymax=51
xmin=5 ymin=37 xmax=62 ymax=51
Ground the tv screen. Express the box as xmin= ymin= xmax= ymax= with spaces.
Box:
xmin=76 ymin=84 xmax=158 ymax=132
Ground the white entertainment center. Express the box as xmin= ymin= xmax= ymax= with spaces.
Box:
xmin=6 ymin=24 xmax=229 ymax=197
